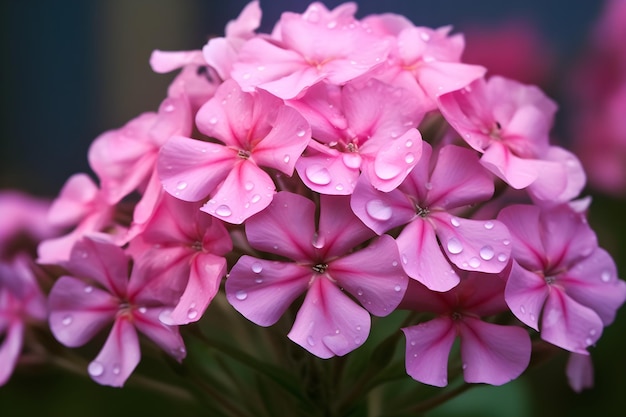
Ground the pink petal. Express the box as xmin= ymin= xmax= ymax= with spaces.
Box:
xmin=245 ymin=191 xmax=316 ymax=261
xmin=566 ymin=353 xmax=594 ymax=393
xmin=226 ymin=257 xmax=311 ymax=326
xmin=366 ymin=129 xmax=423 ymax=192
xmin=458 ymin=318 xmax=531 ymax=385
xmin=168 ymin=254 xmax=226 ymax=325
xmin=133 ymin=307 xmax=186 ymax=362
xmin=87 ymin=318 xmax=140 ymax=387
xmin=296 ymin=150 xmax=360 ymax=195
xmin=317 ymin=194 xmax=376 ymax=259
xmin=497 ymin=204 xmax=545 ymax=270
xmin=65 ymin=237 xmax=130 ymax=297
xmin=224 ymin=1 xmax=261 ymax=39
xmin=480 ymin=142 xmax=542 ymax=189
xmin=426 ymin=145 xmax=494 ymax=209
xmin=396 ymin=219 xmax=460 ymax=292
xmin=158 ymin=136 xmax=235 ymax=202
xmin=201 ymin=160 xmax=275 ymax=224
xmin=433 ymin=212 xmax=512 ymax=274
xmin=529 ymin=146 xmax=586 ymax=203
xmin=402 ymin=318 xmax=456 ymax=387
xmin=46 ymin=173 xmax=99 ymax=227
xmin=0 ymin=321 xmax=23 ymax=386
xmin=504 ymin=261 xmax=548 ymax=330
xmin=540 ymin=289 xmax=604 ymax=353
xmin=399 ymin=278 xmax=452 ymax=313
xmin=563 ymin=248 xmax=626 ymax=326
xmin=48 ymin=276 xmax=118 ymax=347
xmin=350 ymin=176 xmax=415 ymax=235
xmin=330 ymin=235 xmax=408 ymax=316
xmin=149 ymin=50 xmax=206 ymax=73
xmin=288 ymin=277 xmax=371 ymax=359
xmin=417 ymin=60 xmax=486 ymax=99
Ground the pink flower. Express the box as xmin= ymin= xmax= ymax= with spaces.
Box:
xmin=362 ymin=15 xmax=486 ymax=112
xmin=0 ymin=255 xmax=47 ymax=385
xmin=439 ymin=75 xmax=585 ymax=203
xmin=128 ymin=193 xmax=232 ymax=325
xmin=158 ymin=79 xmax=311 ymax=224
xmin=401 ymin=271 xmax=531 ymax=387
xmin=48 ymin=237 xmax=186 ymax=387
xmin=288 ymin=78 xmax=424 ymax=194
xmin=566 ymin=353 xmax=594 ymax=393
xmin=225 ymin=191 xmax=407 ymax=358
xmin=498 ymin=204 xmax=626 ymax=353
xmin=37 ymin=174 xmax=125 ymax=264
xmin=351 ymin=143 xmax=511 ymax=291
xmin=231 ymin=2 xmax=391 ymax=99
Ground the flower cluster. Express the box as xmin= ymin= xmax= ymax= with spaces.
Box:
xmin=2 ymin=1 xmax=625 ymax=413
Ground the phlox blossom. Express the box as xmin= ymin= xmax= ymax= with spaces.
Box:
xmin=158 ymin=79 xmax=311 ymax=224
xmin=48 ymin=237 xmax=186 ymax=387
xmin=498 ymin=204 xmax=626 ymax=353
xmin=225 ymin=191 xmax=407 ymax=358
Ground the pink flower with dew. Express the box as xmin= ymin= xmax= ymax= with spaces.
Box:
xmin=439 ymin=75 xmax=585 ymax=203
xmin=158 ymin=79 xmax=311 ymax=224
xmin=362 ymin=14 xmax=486 ymax=112
xmin=37 ymin=173 xmax=125 ymax=264
xmin=226 ymin=191 xmax=407 ymax=359
xmin=498 ymin=204 xmax=626 ymax=353
xmin=401 ymin=272 xmax=531 ymax=387
xmin=351 ymin=143 xmax=511 ymax=292
xmin=48 ymin=236 xmax=186 ymax=387
xmin=0 ymin=191 xmax=58 ymax=259
xmin=288 ymin=78 xmax=423 ymax=194
xmin=203 ymin=0 xmax=262 ymax=81
xmin=231 ymin=2 xmax=391 ymax=99
xmin=128 ymin=193 xmax=231 ymax=325
xmin=0 ymin=256 xmax=47 ymax=385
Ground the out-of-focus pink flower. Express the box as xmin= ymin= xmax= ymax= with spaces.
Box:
xmin=231 ymin=2 xmax=391 ymax=99
xmin=351 ymin=143 xmax=511 ymax=291
xmin=128 ymin=193 xmax=231 ymax=325
xmin=37 ymin=174 xmax=125 ymax=264
xmin=48 ymin=236 xmax=186 ymax=387
xmin=566 ymin=352 xmax=594 ymax=393
xmin=225 ymin=191 xmax=407 ymax=358
xmin=439 ymin=75 xmax=585 ymax=203
xmin=0 ymin=255 xmax=47 ymax=386
xmin=158 ymin=79 xmax=311 ymax=224
xmin=401 ymin=272 xmax=531 ymax=387
xmin=498 ymin=204 xmax=626 ymax=353
xmin=288 ymin=78 xmax=423 ymax=194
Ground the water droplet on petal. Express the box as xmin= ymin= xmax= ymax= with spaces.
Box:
xmin=405 ymin=153 xmax=415 ymax=164
xmin=450 ymin=217 xmax=460 ymax=227
xmin=392 ymin=260 xmax=398 ymax=267
xmin=484 ymin=221 xmax=494 ymax=230
xmin=250 ymin=194 xmax=261 ymax=204
xmin=88 ymin=361 xmax=104 ymax=377
xmin=84 ymin=286 xmax=93 ymax=293
xmin=447 ymin=237 xmax=463 ymax=254
xmin=283 ymin=154 xmax=290 ymax=163
xmin=479 ymin=246 xmax=495 ymax=261
xmin=424 ymin=182 xmax=433 ymax=190
xmin=405 ymin=139 xmax=413 ymax=147
xmin=305 ymin=165 xmax=332 ymax=185
xmin=215 ymin=205 xmax=232 ymax=217
xmin=251 ymin=262 xmax=263 ymax=274
xmin=307 ymin=336 xmax=316 ymax=346
xmin=365 ymin=199 xmax=392 ymax=221
xmin=312 ymin=233 xmax=326 ymax=249
xmin=529 ymin=313 xmax=536 ymax=322
xmin=244 ymin=182 xmax=254 ymax=191
xmin=187 ymin=308 xmax=198 ymax=320
xmin=420 ymin=31 xmax=431 ymax=42
xmin=585 ymin=337 xmax=593 ymax=346
xmin=62 ymin=315 xmax=73 ymax=326
xmin=209 ymin=116 xmax=218 ymax=124
xmin=497 ymin=253 xmax=508 ymax=262
xmin=354 ymin=337 xmax=362 ymax=345
xmin=589 ymin=329 xmax=597 ymax=336
xmin=235 ymin=290 xmax=248 ymax=301
xmin=520 ymin=305 xmax=526 ymax=314
xmin=468 ymin=257 xmax=481 ymax=268
xmin=601 ymin=270 xmax=611 ymax=282
xmin=163 ymin=103 xmax=175 ymax=112
xmin=296 ymin=129 xmax=306 ymax=137
xmin=357 ymin=288 xmax=364 ymax=296
xmin=394 ymin=285 xmax=402 ymax=292
xmin=138 ymin=307 xmax=147 ymax=314
xmin=402 ymin=254 xmax=409 ymax=264
xmin=503 ymin=239 xmax=511 ymax=246
xmin=335 ymin=183 xmax=344 ymax=191
xmin=112 ymin=364 xmax=121 ymax=375
xmin=342 ymin=153 xmax=361 ymax=169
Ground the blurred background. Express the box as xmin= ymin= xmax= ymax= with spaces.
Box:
xmin=1 ymin=1 xmax=625 ymax=416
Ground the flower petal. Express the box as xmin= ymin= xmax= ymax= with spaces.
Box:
xmin=0 ymin=321 xmax=23 ymax=386
xmin=504 ymin=261 xmax=548 ymax=331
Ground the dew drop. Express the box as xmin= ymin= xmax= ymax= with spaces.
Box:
xmin=497 ymin=253 xmax=508 ymax=262
xmin=88 ymin=362 xmax=104 ymax=377
xmin=405 ymin=139 xmax=413 ymax=147
xmin=307 ymin=336 xmax=316 ymax=346
xmin=357 ymin=288 xmax=364 ymax=296
xmin=251 ymin=262 xmax=263 ymax=273
xmin=585 ymin=337 xmax=593 ymax=346
xmin=305 ymin=165 xmax=332 ymax=185
xmin=450 ymin=217 xmax=461 ymax=227
xmin=520 ymin=305 xmax=526 ymax=314
xmin=484 ymin=221 xmax=494 ymax=230
xmin=62 ymin=315 xmax=73 ymax=326
xmin=187 ymin=308 xmax=198 ymax=320
xmin=84 ymin=285 xmax=93 ymax=293
xmin=215 ymin=205 xmax=232 ymax=217
xmin=354 ymin=337 xmax=362 ymax=345
xmin=163 ymin=103 xmax=175 ymax=112
xmin=503 ymin=239 xmax=511 ymax=246
xmin=138 ymin=307 xmax=147 ymax=314
xmin=394 ymin=285 xmax=402 ymax=292
xmin=356 ymin=325 xmax=362 ymax=331
xmin=529 ymin=313 xmax=536 ymax=322
xmin=462 ymin=363 xmax=468 ymax=370
xmin=402 ymin=254 xmax=409 ymax=264
xmin=468 ymin=257 xmax=481 ymax=268
xmin=326 ymin=20 xmax=337 ymax=29
xmin=209 ymin=116 xmax=218 ymax=124
xmin=420 ymin=31 xmax=431 ymax=42
xmin=392 ymin=260 xmax=398 ymax=267
xmin=235 ymin=290 xmax=248 ymax=301
xmin=335 ymin=183 xmax=344 ymax=191
xmin=250 ymin=194 xmax=261 ymax=204
xmin=283 ymin=154 xmax=290 ymax=163
xmin=312 ymin=233 xmax=326 ymax=249
xmin=296 ymin=129 xmax=306 ymax=137
xmin=424 ymin=182 xmax=433 ymax=190
xmin=342 ymin=153 xmax=362 ymax=169
xmin=601 ymin=270 xmax=611 ymax=282
xmin=405 ymin=153 xmax=415 ymax=164
xmin=446 ymin=237 xmax=463 ymax=254
xmin=589 ymin=329 xmax=597 ymax=336
xmin=479 ymin=245 xmax=495 ymax=261
xmin=365 ymin=199 xmax=392 ymax=221
xmin=410 ymin=340 xmax=416 ymax=346
xmin=112 ymin=364 xmax=121 ymax=375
